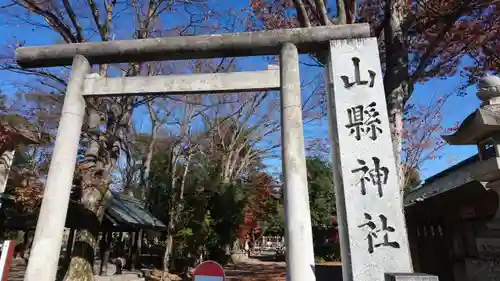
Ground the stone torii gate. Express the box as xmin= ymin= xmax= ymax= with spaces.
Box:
xmin=15 ymin=23 xmax=436 ymax=281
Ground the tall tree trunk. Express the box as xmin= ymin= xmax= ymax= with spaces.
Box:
xmin=383 ymin=0 xmax=410 ymax=190
xmin=65 ymin=229 xmax=76 ymax=265
xmin=162 ymin=151 xmax=193 ymax=278
xmin=162 ymin=102 xmax=196 ymax=276
xmin=162 ymin=179 xmax=185 ymax=275
xmin=382 ymin=0 xmax=414 ymax=268
xmin=65 ymin=95 xmax=131 ymax=280
xmin=127 ymin=232 xmax=137 ymax=270
xmin=162 ymin=222 xmax=175 ymax=280
xmin=136 ymin=230 xmax=143 ymax=269
xmin=64 ymin=191 xmax=106 ymax=281
xmin=162 ymin=147 xmax=179 ymax=277
xmin=64 ymin=105 xmax=103 ymax=281
xmin=141 ymin=106 xmax=162 ymax=202
xmin=99 ymin=232 xmax=111 ymax=276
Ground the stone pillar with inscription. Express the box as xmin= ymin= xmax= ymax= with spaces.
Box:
xmin=325 ymin=38 xmax=438 ymax=281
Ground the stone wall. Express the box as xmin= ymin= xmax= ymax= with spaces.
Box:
xmin=315 ymin=264 xmax=342 ymax=281
xmin=465 ymin=258 xmax=500 ymax=281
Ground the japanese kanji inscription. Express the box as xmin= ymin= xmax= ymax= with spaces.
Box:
xmin=345 ymin=102 xmax=383 ymax=141
xmin=351 ymin=157 xmax=389 ymax=198
xmin=340 ymin=57 xmax=376 ymax=89
xmin=358 ymin=213 xmax=400 ymax=254
xmin=326 ymin=38 xmax=412 ymax=281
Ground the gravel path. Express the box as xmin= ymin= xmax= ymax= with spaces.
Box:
xmin=7 ymin=259 xmax=26 ymax=281
xmin=224 ymin=259 xmax=286 ymax=281
xmin=7 ymin=258 xmax=288 ymax=281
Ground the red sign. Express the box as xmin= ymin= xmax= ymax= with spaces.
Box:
xmin=0 ymin=240 xmax=15 ymax=281
xmin=193 ymin=260 xmax=225 ymax=281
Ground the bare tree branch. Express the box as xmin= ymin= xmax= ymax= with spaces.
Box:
xmin=14 ymin=0 xmax=77 ymax=43
xmin=62 ymin=0 xmax=84 ymax=42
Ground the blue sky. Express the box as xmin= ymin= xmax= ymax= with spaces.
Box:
xmin=0 ymin=0 xmax=483 ymax=181
xmin=409 ymin=76 xmax=480 ymax=178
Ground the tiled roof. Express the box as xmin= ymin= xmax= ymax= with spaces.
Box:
xmin=104 ymin=192 xmax=166 ymax=230
xmin=0 ymin=120 xmax=42 ymax=145
xmin=403 ymin=149 xmax=491 ymax=206
xmin=4 ymin=191 xmax=166 ymax=231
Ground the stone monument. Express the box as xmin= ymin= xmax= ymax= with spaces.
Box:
xmin=325 ymin=38 xmax=437 ymax=281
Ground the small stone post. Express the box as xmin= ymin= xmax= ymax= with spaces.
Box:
xmin=24 ymin=55 xmax=90 ymax=281
xmin=280 ymin=43 xmax=316 ymax=281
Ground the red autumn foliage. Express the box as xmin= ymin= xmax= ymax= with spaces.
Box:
xmin=237 ymin=172 xmax=277 ymax=240
xmin=0 ymin=117 xmax=46 ymax=213
xmin=403 ymin=93 xmax=460 ymax=185
xmin=405 ymin=0 xmax=499 ymax=84
xmin=12 ymin=180 xmax=43 ymax=213
xmin=329 ymin=215 xmax=339 ymax=244
xmin=249 ymin=0 xmax=497 ymax=186
xmin=249 ymin=0 xmax=498 ymax=85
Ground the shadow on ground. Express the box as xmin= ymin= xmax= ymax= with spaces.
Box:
xmin=250 ymin=254 xmax=282 ymax=262
xmin=8 ymin=260 xmax=26 ymax=281
xmin=8 ymin=256 xmax=342 ymax=281
xmin=224 ymin=260 xmax=342 ymax=281
xmin=225 ymin=263 xmax=286 ymax=281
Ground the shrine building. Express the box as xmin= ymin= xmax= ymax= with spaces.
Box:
xmin=405 ymin=76 xmax=500 ymax=281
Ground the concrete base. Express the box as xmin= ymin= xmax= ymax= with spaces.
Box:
xmin=385 ymin=273 xmax=439 ymax=281
xmin=94 ymin=275 xmax=144 ymax=281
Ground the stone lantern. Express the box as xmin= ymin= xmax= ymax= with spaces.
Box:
xmin=0 ymin=120 xmax=42 ymax=198
xmin=443 ymin=75 xmax=500 ymax=229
